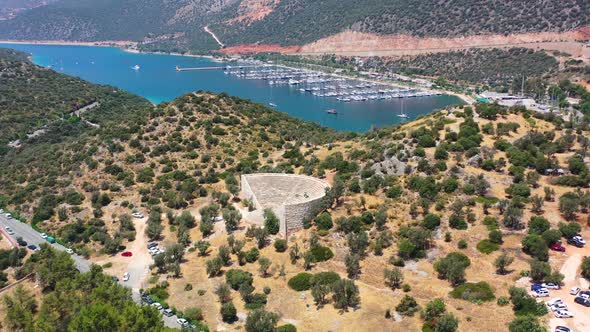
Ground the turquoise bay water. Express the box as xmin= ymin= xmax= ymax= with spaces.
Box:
xmin=2 ymin=43 xmax=463 ymax=132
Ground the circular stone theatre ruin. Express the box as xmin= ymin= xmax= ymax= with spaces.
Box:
xmin=241 ymin=174 xmax=330 ymax=237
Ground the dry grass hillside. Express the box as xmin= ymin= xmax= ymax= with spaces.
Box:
xmin=2 ymin=79 xmax=590 ymax=331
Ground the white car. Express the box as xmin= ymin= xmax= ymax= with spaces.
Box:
xmin=151 ymin=302 xmax=162 ymax=310
xmin=572 ymin=236 xmax=586 ymax=244
xmin=176 ymin=318 xmax=188 ymax=326
xmin=5 ymin=213 xmax=11 ymax=218
xmin=40 ymin=233 xmax=48 ymax=239
xmin=213 ymin=216 xmax=224 ymax=222
xmin=66 ymin=248 xmax=74 ymax=254
xmin=533 ymin=290 xmax=549 ymax=297
xmin=570 ymin=287 xmax=581 ymax=295
xmin=131 ymin=212 xmax=144 ymax=218
xmin=123 ymin=272 xmax=130 ymax=282
xmin=550 ymin=303 xmax=568 ymax=312
xmin=542 ymin=283 xmax=560 ymax=290
xmin=555 ymin=326 xmax=572 ymax=332
xmin=546 ymin=298 xmax=563 ymax=307
xmin=554 ymin=310 xmax=573 ymax=318
xmin=5 ymin=227 xmax=14 ymax=235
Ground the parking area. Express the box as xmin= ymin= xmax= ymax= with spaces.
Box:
xmin=0 ymin=211 xmax=187 ymax=328
xmin=0 ymin=212 xmax=89 ymax=272
xmin=547 ymin=248 xmax=590 ymax=332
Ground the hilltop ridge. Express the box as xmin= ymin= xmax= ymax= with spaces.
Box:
xmin=0 ymin=0 xmax=588 ymax=55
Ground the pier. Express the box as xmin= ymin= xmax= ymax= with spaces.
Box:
xmin=176 ymin=65 xmax=264 ymax=71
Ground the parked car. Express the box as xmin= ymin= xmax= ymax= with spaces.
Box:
xmin=550 ymin=243 xmax=566 ymax=252
xmin=176 ymin=318 xmax=188 ymax=326
xmin=554 ymin=310 xmax=573 ymax=318
xmin=5 ymin=226 xmax=14 ymax=235
xmin=533 ymin=289 xmax=549 ymax=297
xmin=567 ymin=238 xmax=584 ymax=248
xmin=111 ymin=276 xmax=119 ymax=282
xmin=16 ymin=237 xmax=27 ymax=246
xmin=151 ymin=302 xmax=162 ymax=310
xmin=131 ymin=212 xmax=144 ymax=218
xmin=5 ymin=213 xmax=11 ymax=218
xmin=123 ymin=272 xmax=130 ymax=282
xmin=542 ymin=283 xmax=560 ymax=290
xmin=122 ymin=251 xmax=133 ymax=257
xmin=141 ymin=295 xmax=154 ymax=304
xmin=40 ymin=233 xmax=48 ymax=239
xmin=27 ymin=244 xmax=37 ymax=251
xmin=550 ymin=303 xmax=568 ymax=312
xmin=555 ymin=326 xmax=572 ymax=332
xmin=570 ymin=287 xmax=581 ymax=295
xmin=66 ymin=248 xmax=74 ymax=254
xmin=572 ymin=235 xmax=586 ymax=245
xmin=147 ymin=242 xmax=158 ymax=249
xmin=574 ymin=296 xmax=590 ymax=306
xmin=163 ymin=309 xmax=174 ymax=317
xmin=531 ymin=284 xmax=544 ymax=291
xmin=546 ymin=298 xmax=563 ymax=307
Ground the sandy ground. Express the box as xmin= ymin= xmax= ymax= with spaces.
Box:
xmin=92 ymin=216 xmax=153 ymax=292
xmin=548 ymin=229 xmax=590 ymax=332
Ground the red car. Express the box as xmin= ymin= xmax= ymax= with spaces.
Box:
xmin=550 ymin=243 xmax=565 ymax=252
xmin=121 ymin=251 xmax=133 ymax=257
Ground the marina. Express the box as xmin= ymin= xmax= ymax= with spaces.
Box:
xmin=1 ymin=43 xmax=464 ymax=132
xmin=222 ymin=66 xmax=443 ymax=103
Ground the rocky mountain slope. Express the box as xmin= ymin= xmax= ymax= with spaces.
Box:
xmin=0 ymin=0 xmax=588 ymax=54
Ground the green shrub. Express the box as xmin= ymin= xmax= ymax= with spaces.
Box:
xmin=226 ymin=269 xmax=253 ymax=290
xmin=309 ymin=245 xmax=334 ymax=262
xmin=449 ymin=215 xmax=468 ymax=230
xmin=422 ymin=214 xmax=441 ymax=230
xmin=288 ymin=273 xmax=313 ymax=291
xmin=483 ymin=216 xmax=499 ymax=230
xmin=458 ymin=240 xmax=468 ymax=249
xmin=276 ymin=324 xmax=297 ymax=332
xmin=476 ymin=239 xmax=500 ymax=254
xmin=274 ymin=239 xmax=288 ymax=252
xmin=396 ymin=295 xmax=419 ymax=316
xmin=244 ymin=293 xmax=267 ymax=310
xmin=450 ymin=282 xmax=495 ymax=303
xmin=315 ymin=212 xmax=333 ymax=230
xmin=245 ymin=248 xmax=260 ymax=263
xmin=310 ymin=271 xmax=340 ymax=286
xmin=497 ymin=296 xmax=509 ymax=306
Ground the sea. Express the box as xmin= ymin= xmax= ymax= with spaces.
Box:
xmin=1 ymin=43 xmax=463 ymax=132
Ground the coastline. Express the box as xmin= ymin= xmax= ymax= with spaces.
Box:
xmin=0 ymin=39 xmax=473 ymax=104
xmin=0 ymin=39 xmax=137 ymax=48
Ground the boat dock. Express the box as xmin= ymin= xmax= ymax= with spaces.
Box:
xmin=176 ymin=65 xmax=264 ymax=71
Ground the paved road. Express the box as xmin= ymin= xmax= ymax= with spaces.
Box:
xmin=0 ymin=212 xmax=183 ymax=329
xmin=0 ymin=213 xmax=90 ymax=272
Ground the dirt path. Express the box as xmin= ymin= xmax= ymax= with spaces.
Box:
xmin=92 ymin=216 xmax=152 ymax=299
xmin=204 ymin=26 xmax=224 ymax=48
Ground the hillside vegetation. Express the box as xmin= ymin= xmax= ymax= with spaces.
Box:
xmin=3 ymin=49 xmax=590 ymax=331
xmin=0 ymin=0 xmax=588 ymax=53
xmin=0 ymin=47 xmax=151 ymax=153
xmin=344 ymin=48 xmax=559 ymax=87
